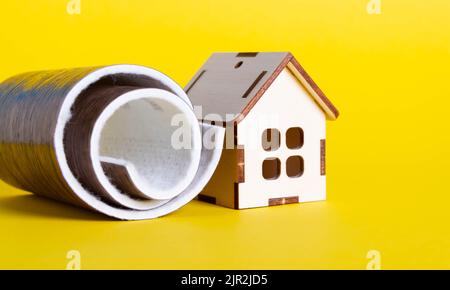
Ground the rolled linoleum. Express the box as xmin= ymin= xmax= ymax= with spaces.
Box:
xmin=0 ymin=65 xmax=224 ymax=220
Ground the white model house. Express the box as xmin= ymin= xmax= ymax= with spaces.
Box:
xmin=185 ymin=52 xmax=339 ymax=209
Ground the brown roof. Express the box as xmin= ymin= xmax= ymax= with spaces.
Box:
xmin=185 ymin=52 xmax=339 ymax=124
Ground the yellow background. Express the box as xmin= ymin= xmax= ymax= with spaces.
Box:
xmin=0 ymin=0 xmax=449 ymax=269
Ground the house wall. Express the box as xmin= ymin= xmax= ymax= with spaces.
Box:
xmin=198 ymin=145 xmax=239 ymax=208
xmin=237 ymin=67 xmax=326 ymax=209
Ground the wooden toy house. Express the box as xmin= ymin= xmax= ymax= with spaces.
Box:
xmin=185 ymin=52 xmax=339 ymax=209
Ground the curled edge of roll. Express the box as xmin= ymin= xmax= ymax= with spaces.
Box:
xmin=0 ymin=65 xmax=225 ymax=220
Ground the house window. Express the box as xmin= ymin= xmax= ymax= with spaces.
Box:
xmin=286 ymin=127 xmax=304 ymax=149
xmin=261 ymin=127 xmax=305 ymax=180
xmin=262 ymin=128 xmax=280 ymax=151
xmin=262 ymin=158 xmax=281 ymax=180
xmin=286 ymin=156 xmax=304 ymax=178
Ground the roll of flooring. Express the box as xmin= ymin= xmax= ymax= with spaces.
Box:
xmin=0 ymin=65 xmax=224 ymax=220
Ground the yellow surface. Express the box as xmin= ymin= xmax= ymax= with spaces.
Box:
xmin=0 ymin=0 xmax=449 ymax=269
